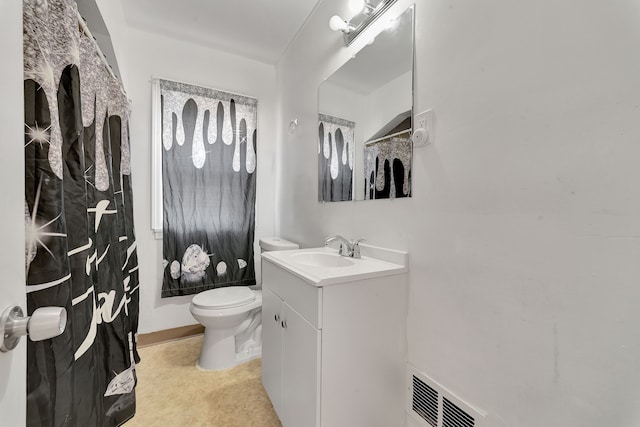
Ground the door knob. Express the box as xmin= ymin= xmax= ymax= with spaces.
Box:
xmin=0 ymin=305 xmax=67 ymax=352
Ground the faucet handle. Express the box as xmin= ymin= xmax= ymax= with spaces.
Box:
xmin=352 ymin=239 xmax=365 ymax=259
xmin=338 ymin=243 xmax=351 ymax=257
xmin=338 ymin=243 xmax=345 ymax=255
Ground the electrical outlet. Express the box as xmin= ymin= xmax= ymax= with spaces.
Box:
xmin=416 ymin=113 xmax=427 ymax=130
xmin=413 ymin=109 xmax=433 ymax=146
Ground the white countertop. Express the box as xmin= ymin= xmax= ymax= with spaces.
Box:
xmin=261 ymin=245 xmax=408 ymax=287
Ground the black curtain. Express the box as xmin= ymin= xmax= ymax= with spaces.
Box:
xmin=318 ymin=114 xmax=354 ymax=202
xmin=24 ymin=1 xmax=139 ymax=426
xmin=160 ymin=80 xmax=257 ymax=297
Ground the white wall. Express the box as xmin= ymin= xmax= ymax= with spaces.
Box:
xmin=121 ymin=27 xmax=277 ymax=334
xmin=363 ymin=70 xmax=412 ymax=139
xmin=277 ymin=0 xmax=640 ymax=425
xmin=319 ymin=82 xmax=364 ymax=124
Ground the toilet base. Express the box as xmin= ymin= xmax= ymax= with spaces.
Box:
xmin=189 ymin=289 xmax=263 ymax=371
xmin=196 ymin=329 xmax=262 ymax=371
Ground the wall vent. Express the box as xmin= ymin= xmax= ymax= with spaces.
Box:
xmin=443 ymin=397 xmax=475 ymax=427
xmin=407 ymin=365 xmax=486 ymax=427
xmin=412 ymin=375 xmax=438 ymax=426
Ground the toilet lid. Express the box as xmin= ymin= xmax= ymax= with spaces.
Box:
xmin=192 ymin=287 xmax=256 ymax=310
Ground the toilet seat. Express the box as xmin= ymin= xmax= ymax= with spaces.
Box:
xmin=192 ymin=287 xmax=256 ymax=310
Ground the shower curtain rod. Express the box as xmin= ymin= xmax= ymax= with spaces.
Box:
xmin=364 ymin=128 xmax=412 ymax=146
xmin=76 ymin=10 xmax=128 ymax=98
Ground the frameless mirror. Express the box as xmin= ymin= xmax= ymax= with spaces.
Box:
xmin=318 ymin=5 xmax=414 ymax=202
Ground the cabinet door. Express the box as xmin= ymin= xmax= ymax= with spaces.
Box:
xmin=282 ymin=303 xmax=321 ymax=427
xmin=261 ymin=289 xmax=284 ymax=417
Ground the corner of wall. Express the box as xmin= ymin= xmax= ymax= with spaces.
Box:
xmin=88 ymin=0 xmax=130 ymax=89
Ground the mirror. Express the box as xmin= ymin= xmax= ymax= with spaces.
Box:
xmin=318 ymin=5 xmax=414 ymax=202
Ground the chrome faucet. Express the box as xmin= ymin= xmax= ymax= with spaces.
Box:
xmin=324 ymin=235 xmax=364 ymax=259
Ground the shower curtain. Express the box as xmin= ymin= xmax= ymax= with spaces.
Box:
xmin=364 ymin=135 xmax=412 ymax=199
xmin=318 ymin=113 xmax=354 ymax=202
xmin=24 ymin=1 xmax=139 ymax=426
xmin=160 ymin=79 xmax=257 ymax=297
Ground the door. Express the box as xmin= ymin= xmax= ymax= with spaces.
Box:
xmin=0 ymin=1 xmax=27 ymax=425
xmin=282 ymin=303 xmax=321 ymax=427
xmin=261 ymin=288 xmax=284 ymax=417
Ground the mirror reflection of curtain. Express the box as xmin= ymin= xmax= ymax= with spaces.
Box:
xmin=24 ymin=1 xmax=139 ymax=425
xmin=364 ymin=135 xmax=412 ymax=199
xmin=318 ymin=114 xmax=354 ymax=202
xmin=160 ymin=80 xmax=257 ymax=298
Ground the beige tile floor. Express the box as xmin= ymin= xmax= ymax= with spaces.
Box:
xmin=126 ymin=335 xmax=282 ymax=427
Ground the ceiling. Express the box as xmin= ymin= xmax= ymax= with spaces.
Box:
xmin=121 ymin=0 xmax=321 ymax=64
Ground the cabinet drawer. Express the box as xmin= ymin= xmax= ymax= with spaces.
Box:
xmin=262 ymin=259 xmax=322 ymax=329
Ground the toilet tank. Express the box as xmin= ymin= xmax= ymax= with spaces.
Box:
xmin=259 ymin=237 xmax=299 ymax=253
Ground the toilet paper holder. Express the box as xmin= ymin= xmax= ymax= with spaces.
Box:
xmin=0 ymin=305 xmax=67 ymax=352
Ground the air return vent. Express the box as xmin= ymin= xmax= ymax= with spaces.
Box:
xmin=443 ymin=397 xmax=475 ymax=427
xmin=407 ymin=365 xmax=487 ymax=427
xmin=412 ymin=375 xmax=438 ymax=426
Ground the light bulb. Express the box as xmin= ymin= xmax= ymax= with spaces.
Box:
xmin=329 ymin=15 xmax=348 ymax=32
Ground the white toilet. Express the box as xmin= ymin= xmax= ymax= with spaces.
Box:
xmin=189 ymin=237 xmax=299 ymax=371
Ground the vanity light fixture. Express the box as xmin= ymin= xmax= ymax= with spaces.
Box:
xmin=329 ymin=15 xmax=354 ymax=33
xmin=329 ymin=0 xmax=397 ymax=46
xmin=349 ymin=0 xmax=376 ymax=15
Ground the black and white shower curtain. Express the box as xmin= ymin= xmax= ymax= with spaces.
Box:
xmin=160 ymin=80 xmax=257 ymax=297
xmin=318 ymin=114 xmax=354 ymax=202
xmin=24 ymin=1 xmax=139 ymax=425
xmin=364 ymin=135 xmax=412 ymax=199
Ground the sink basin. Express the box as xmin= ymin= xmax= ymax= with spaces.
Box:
xmin=289 ymin=251 xmax=355 ymax=268
xmin=261 ymin=245 xmax=409 ymax=287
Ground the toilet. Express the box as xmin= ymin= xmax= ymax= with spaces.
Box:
xmin=189 ymin=237 xmax=299 ymax=371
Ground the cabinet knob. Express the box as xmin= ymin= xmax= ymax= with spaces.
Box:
xmin=281 ymin=320 xmax=287 ymax=329
xmin=274 ymin=313 xmax=280 ymax=322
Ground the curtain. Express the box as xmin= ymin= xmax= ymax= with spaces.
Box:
xmin=160 ymin=79 xmax=257 ymax=297
xmin=23 ymin=1 xmax=139 ymax=426
xmin=363 ymin=135 xmax=412 ymax=199
xmin=318 ymin=113 xmax=354 ymax=202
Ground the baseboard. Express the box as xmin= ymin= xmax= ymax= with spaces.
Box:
xmin=137 ymin=324 xmax=204 ymax=348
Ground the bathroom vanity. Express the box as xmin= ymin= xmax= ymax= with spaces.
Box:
xmin=261 ymin=245 xmax=408 ymax=427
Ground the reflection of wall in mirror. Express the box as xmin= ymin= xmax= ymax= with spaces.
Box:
xmin=363 ymin=70 xmax=412 ymax=141
xmin=318 ymin=114 xmax=355 ymax=202
xmin=318 ymin=70 xmax=411 ymax=201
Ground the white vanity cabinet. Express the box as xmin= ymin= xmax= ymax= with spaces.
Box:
xmin=261 ymin=247 xmax=408 ymax=427
xmin=261 ymin=282 xmax=321 ymax=426
xmin=262 ymin=260 xmax=322 ymax=427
